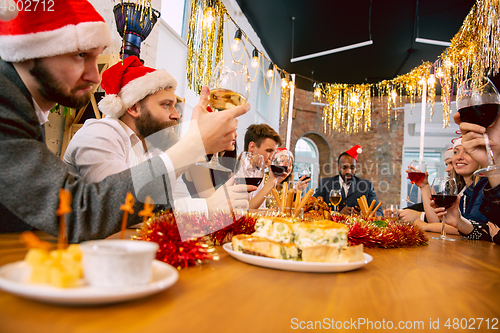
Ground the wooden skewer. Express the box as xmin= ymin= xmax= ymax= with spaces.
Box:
xmin=271 ymin=188 xmax=281 ymax=210
xmin=281 ymin=182 xmax=288 ymax=213
xmin=369 ymin=201 xmax=383 ymax=218
xmin=293 ymin=188 xmax=314 ymax=217
xmin=368 ymin=199 xmax=376 ymax=212
xmin=286 ymin=189 xmax=294 ymax=214
xmin=294 ymin=190 xmax=302 ymax=213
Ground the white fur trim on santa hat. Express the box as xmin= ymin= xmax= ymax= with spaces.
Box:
xmin=0 ymin=21 xmax=111 ymax=62
xmin=453 ymin=138 xmax=462 ymax=149
xmin=99 ymin=69 xmax=177 ymax=117
xmin=357 ymin=148 xmax=362 ymax=154
xmin=443 ymin=149 xmax=453 ymax=161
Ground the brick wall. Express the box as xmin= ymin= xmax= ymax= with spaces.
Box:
xmin=281 ymin=88 xmax=408 ymax=206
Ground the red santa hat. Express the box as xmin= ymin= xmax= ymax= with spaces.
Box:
xmin=0 ymin=0 xmax=111 ymax=62
xmin=443 ymin=148 xmax=453 ymax=161
xmin=98 ymin=56 xmax=177 ymax=117
xmin=345 ymin=145 xmax=362 ymax=161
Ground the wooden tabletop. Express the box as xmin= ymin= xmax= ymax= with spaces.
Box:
xmin=0 ymin=231 xmax=499 ymax=333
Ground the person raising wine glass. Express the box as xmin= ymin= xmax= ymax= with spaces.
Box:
xmin=433 ymin=138 xmax=491 ymax=241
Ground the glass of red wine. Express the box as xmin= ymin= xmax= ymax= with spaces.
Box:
xmin=431 ymin=177 xmax=458 ymax=241
xmin=456 ymin=76 xmax=500 ymax=177
xmin=234 ymin=152 xmax=264 ymax=190
xmin=405 ymin=160 xmax=427 ymax=204
xmin=196 ymin=60 xmax=250 ymax=172
xmin=270 ymin=149 xmax=294 ymax=179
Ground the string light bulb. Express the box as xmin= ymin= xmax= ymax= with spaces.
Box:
xmin=202 ymin=2 xmax=215 ymax=28
xmin=281 ymin=72 xmax=288 ymax=88
xmin=391 ymin=90 xmax=397 ymax=100
xmin=314 ymin=85 xmax=321 ymax=100
xmin=251 ymin=48 xmax=259 ymax=68
xmin=436 ymin=67 xmax=444 ymax=78
xmin=232 ymin=29 xmax=242 ymax=52
xmin=352 ymin=94 xmax=359 ymax=103
xmin=267 ymin=63 xmax=274 ymax=78
xmin=428 ymin=74 xmax=436 ymax=85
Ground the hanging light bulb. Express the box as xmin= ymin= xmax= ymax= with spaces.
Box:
xmin=419 ymin=77 xmax=426 ymax=85
xmin=251 ymin=48 xmax=259 ymax=68
xmin=391 ymin=90 xmax=397 ymax=101
xmin=267 ymin=63 xmax=274 ymax=78
xmin=436 ymin=67 xmax=444 ymax=78
xmin=428 ymin=74 xmax=436 ymax=85
xmin=314 ymin=85 xmax=321 ymax=100
xmin=281 ymin=72 xmax=288 ymax=88
xmin=444 ymin=58 xmax=452 ymax=68
xmin=352 ymin=94 xmax=359 ymax=103
xmin=202 ymin=2 xmax=215 ymax=28
xmin=232 ymin=29 xmax=242 ymax=52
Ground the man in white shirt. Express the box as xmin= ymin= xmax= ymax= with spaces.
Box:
xmin=64 ymin=56 xmax=253 ymax=214
xmin=0 ymin=0 xmax=249 ymax=240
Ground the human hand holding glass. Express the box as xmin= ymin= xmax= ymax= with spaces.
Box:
xmin=196 ymin=60 xmax=250 ymax=172
xmin=405 ymin=160 xmax=427 ymax=204
xmin=456 ymin=76 xmax=500 ymax=177
xmin=430 ymin=177 xmax=458 ymax=241
xmin=270 ymin=149 xmax=294 ymax=184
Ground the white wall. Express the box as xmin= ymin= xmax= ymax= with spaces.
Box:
xmin=156 ymin=0 xmax=282 ymax=147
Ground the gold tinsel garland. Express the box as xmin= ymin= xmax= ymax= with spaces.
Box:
xmin=184 ymin=0 xmax=500 ymax=133
xmin=186 ymin=0 xmax=225 ymax=94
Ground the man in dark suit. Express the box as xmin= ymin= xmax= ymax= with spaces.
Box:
xmin=314 ymin=145 xmax=383 ymax=216
xmin=0 ymin=1 xmax=248 ymax=241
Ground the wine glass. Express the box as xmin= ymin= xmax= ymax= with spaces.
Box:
xmin=384 ymin=204 xmax=399 ymax=219
xmin=234 ymin=152 xmax=264 ymax=190
xmin=456 ymin=76 xmax=500 ymax=177
xmin=196 ymin=60 xmax=250 ymax=172
xmin=431 ymin=177 xmax=458 ymax=241
xmin=405 ymin=160 xmax=427 ymax=204
xmin=329 ymin=189 xmax=342 ymax=213
xmin=270 ymin=149 xmax=294 ymax=181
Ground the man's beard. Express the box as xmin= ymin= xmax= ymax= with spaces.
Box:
xmin=136 ymin=104 xmax=179 ymax=150
xmin=340 ymin=173 xmax=353 ymax=184
xmin=30 ymin=59 xmax=92 ymax=109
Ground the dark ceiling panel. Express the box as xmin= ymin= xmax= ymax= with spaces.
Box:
xmin=235 ymin=0 xmax=476 ymax=90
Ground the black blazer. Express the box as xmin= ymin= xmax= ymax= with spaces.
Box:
xmin=313 ymin=175 xmax=383 ymax=216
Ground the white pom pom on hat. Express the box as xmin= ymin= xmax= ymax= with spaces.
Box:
xmin=345 ymin=145 xmax=362 ymax=161
xmin=0 ymin=6 xmax=18 ymax=22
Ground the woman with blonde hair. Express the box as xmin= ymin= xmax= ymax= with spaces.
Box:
xmin=437 ymin=138 xmax=491 ymax=240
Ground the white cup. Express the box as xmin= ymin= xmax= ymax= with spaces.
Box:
xmin=80 ymin=240 xmax=159 ymax=287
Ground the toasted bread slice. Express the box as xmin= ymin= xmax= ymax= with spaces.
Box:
xmin=302 ymin=244 xmax=364 ymax=263
xmin=232 ymin=234 xmax=299 ymax=260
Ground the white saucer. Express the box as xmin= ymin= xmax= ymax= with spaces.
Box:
xmin=223 ymin=243 xmax=372 ymax=273
xmin=0 ymin=260 xmax=178 ymax=305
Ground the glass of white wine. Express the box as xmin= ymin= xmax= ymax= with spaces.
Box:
xmin=196 ymin=60 xmax=250 ymax=172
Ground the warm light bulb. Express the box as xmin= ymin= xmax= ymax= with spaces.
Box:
xmin=419 ymin=77 xmax=426 ymax=85
xmin=282 ymin=78 xmax=288 ymax=88
xmin=444 ymin=58 xmax=452 ymax=68
xmin=202 ymin=7 xmax=215 ymax=27
xmin=391 ymin=90 xmax=397 ymax=100
xmin=428 ymin=74 xmax=436 ymax=85
xmin=267 ymin=63 xmax=274 ymax=78
xmin=436 ymin=67 xmax=444 ymax=78
xmin=352 ymin=94 xmax=359 ymax=103
xmin=251 ymin=48 xmax=259 ymax=68
xmin=314 ymin=87 xmax=321 ymax=99
xmin=231 ymin=29 xmax=242 ymax=52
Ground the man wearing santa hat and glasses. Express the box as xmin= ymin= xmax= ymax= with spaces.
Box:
xmin=63 ymin=56 xmax=254 ymax=215
xmin=313 ymin=145 xmax=382 ymax=216
xmin=0 ymin=1 xmax=249 ymax=241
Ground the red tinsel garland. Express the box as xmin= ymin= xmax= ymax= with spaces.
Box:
xmin=134 ymin=211 xmax=257 ymax=269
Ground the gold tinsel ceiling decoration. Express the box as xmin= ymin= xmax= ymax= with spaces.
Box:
xmin=186 ymin=0 xmax=500 ymax=133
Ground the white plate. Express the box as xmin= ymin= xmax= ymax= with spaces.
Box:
xmin=0 ymin=260 xmax=178 ymax=305
xmin=223 ymin=243 xmax=372 ymax=273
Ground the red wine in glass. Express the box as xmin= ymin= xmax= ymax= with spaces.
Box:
xmin=270 ymin=165 xmax=287 ymax=176
xmin=235 ymin=177 xmax=263 ymax=187
xmin=458 ymin=103 xmax=500 ymax=128
xmin=431 ymin=194 xmax=457 ymax=209
xmin=408 ymin=172 xmax=425 ymax=183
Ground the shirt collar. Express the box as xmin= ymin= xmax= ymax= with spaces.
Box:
xmin=115 ymin=117 xmax=141 ymax=148
xmin=33 ymin=98 xmax=50 ymax=125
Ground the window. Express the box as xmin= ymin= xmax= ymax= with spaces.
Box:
xmin=294 ymin=138 xmax=319 ymax=192
xmin=160 ymin=0 xmax=188 ymax=38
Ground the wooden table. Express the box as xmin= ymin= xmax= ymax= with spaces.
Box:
xmin=0 ymin=231 xmax=499 ymax=333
